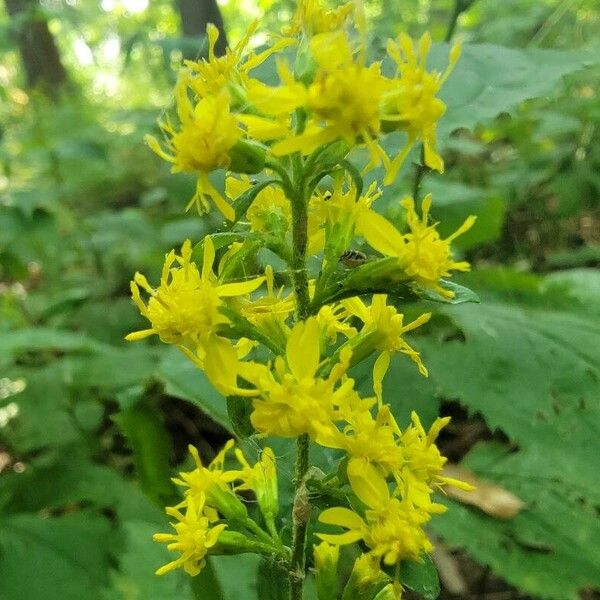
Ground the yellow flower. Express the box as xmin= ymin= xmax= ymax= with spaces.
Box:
xmin=381 ymin=33 xmax=461 ymax=183
xmin=173 ymin=442 xmax=249 ymax=521
xmin=399 ymin=411 xmax=473 ymax=509
xmin=342 ymin=294 xmax=431 ymax=375
xmin=316 ymin=303 xmax=356 ymax=343
xmin=285 ymin=0 xmax=354 ymax=36
xmin=239 ymin=318 xmax=355 ymax=442
xmin=310 ymin=181 xmax=382 ymax=251
xmin=331 ymin=406 xmax=404 ymax=478
xmin=318 ymin=461 xmax=433 ymax=564
xmin=246 ymin=187 xmax=290 ymax=234
xmin=126 ymin=238 xmax=264 ymax=348
xmin=314 ymin=541 xmax=341 ymax=598
xmin=153 ymin=493 xmax=226 ymax=576
xmin=239 ymin=265 xmax=295 ymax=348
xmin=145 ymin=85 xmax=240 ymax=220
xmin=360 ymin=194 xmax=476 ymax=298
xmin=272 ymin=32 xmax=389 ymax=166
xmin=184 ymin=22 xmax=292 ymax=100
xmin=234 ymin=447 xmax=279 ymax=522
xmin=173 ymin=442 xmax=230 ymax=495
xmin=343 ymin=553 xmax=390 ymax=597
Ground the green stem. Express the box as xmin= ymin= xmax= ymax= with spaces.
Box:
xmin=289 ymin=433 xmax=311 ymax=600
xmin=287 ymin=154 xmax=312 ymax=599
xmin=412 ymin=144 xmax=428 ymax=201
xmin=445 ymin=0 xmax=474 ymax=42
xmin=290 ymin=183 xmax=310 ymax=321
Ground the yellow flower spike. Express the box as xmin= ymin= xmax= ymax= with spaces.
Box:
xmin=153 ymin=493 xmax=227 ymax=576
xmin=146 ymin=90 xmax=240 ymax=220
xmin=184 ymin=21 xmax=294 ymax=100
xmin=272 ymin=32 xmax=390 ymax=164
xmin=398 ymin=412 xmax=474 ymax=512
xmin=173 ymin=441 xmax=236 ymax=497
xmin=318 ymin=482 xmax=435 ymax=566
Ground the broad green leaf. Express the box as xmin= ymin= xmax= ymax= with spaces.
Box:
xmin=429 ymin=44 xmax=595 ymax=137
xmin=0 ymin=328 xmax=105 ymax=367
xmin=431 ymin=442 xmax=600 ymax=600
xmin=422 ymin=179 xmax=506 ymax=251
xmin=0 ymin=512 xmax=114 ymax=600
xmin=211 ymin=554 xmax=262 ymax=600
xmin=1 ymin=455 xmax=163 ymax=523
xmin=106 ymin=520 xmax=195 ymax=600
xmin=1 ymin=364 xmax=81 ymax=452
xmin=157 ymin=347 xmax=231 ymax=432
xmin=114 ymin=401 xmax=177 ymax=507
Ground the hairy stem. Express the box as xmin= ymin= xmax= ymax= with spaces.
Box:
xmin=289 ymin=433 xmax=310 ymax=600
xmin=288 ymin=160 xmax=311 ymax=599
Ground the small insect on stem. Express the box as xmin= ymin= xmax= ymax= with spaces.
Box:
xmin=339 ymin=249 xmax=367 ymax=268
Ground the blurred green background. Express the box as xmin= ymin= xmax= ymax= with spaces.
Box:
xmin=0 ymin=1 xmax=599 ymax=599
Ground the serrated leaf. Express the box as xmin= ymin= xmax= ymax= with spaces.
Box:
xmin=432 ymin=442 xmax=600 ymax=600
xmin=430 ymin=44 xmax=595 ymax=136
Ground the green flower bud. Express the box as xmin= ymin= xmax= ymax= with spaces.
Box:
xmin=229 ymin=139 xmax=266 ymax=174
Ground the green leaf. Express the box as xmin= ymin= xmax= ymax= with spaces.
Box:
xmin=429 ymin=44 xmax=595 ymax=137
xmin=226 ymin=396 xmax=255 ymax=439
xmin=431 ymin=442 xmax=600 ymax=600
xmin=0 ymin=512 xmax=113 ymax=600
xmin=106 ymin=520 xmax=195 ymax=600
xmin=211 ymin=554 xmax=262 ymax=600
xmin=157 ymin=347 xmax=231 ymax=432
xmin=420 ymin=280 xmax=480 ymax=304
xmin=398 ymin=555 xmax=440 ymax=600
xmin=256 ymin=557 xmax=289 ymax=600
xmin=113 ymin=401 xmax=177 ymax=507
xmin=1 ymin=364 xmax=82 ymax=452
xmin=0 ymin=328 xmax=104 ymax=367
xmin=233 ymin=179 xmax=278 ymax=222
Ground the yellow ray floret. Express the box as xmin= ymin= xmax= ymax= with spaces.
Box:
xmin=239 ymin=318 xmax=355 ymax=442
xmin=272 ymin=32 xmax=389 ymax=167
xmin=153 ymin=493 xmax=226 ymax=576
xmin=381 ymin=33 xmax=461 ymax=183
xmin=126 ymin=238 xmax=264 ymax=347
xmin=285 ymin=0 xmax=354 ymax=36
xmin=145 ymin=85 xmax=240 ymax=220
xmin=360 ymin=194 xmax=476 ymax=297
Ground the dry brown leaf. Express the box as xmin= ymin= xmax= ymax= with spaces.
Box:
xmin=443 ymin=463 xmax=525 ymax=519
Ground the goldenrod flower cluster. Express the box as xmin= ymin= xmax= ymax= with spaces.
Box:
xmin=128 ymin=1 xmax=477 ymax=597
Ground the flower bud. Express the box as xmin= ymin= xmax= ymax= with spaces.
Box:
xmin=314 ymin=542 xmax=340 ymax=600
xmin=206 ymin=484 xmax=249 ymax=522
xmin=228 ymin=139 xmax=266 ymax=174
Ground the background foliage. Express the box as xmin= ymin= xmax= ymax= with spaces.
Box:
xmin=0 ymin=1 xmax=599 ymax=599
